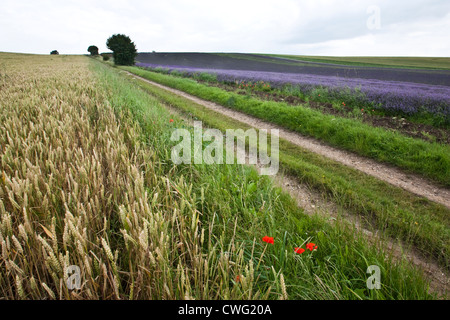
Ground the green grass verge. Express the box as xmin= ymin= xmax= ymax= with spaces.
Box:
xmin=121 ymin=66 xmax=450 ymax=187
xmin=124 ymin=71 xmax=450 ymax=270
xmin=91 ymin=60 xmax=442 ymax=299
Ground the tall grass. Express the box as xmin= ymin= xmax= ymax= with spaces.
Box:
xmin=0 ymin=53 xmax=438 ymax=299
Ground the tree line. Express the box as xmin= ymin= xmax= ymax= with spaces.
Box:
xmin=53 ymin=34 xmax=138 ymax=66
xmin=88 ymin=34 xmax=137 ymax=65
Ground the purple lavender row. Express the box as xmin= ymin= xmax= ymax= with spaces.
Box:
xmin=136 ymin=63 xmax=450 ymax=117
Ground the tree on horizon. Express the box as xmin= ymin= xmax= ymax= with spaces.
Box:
xmin=87 ymin=45 xmax=99 ymax=56
xmin=106 ymin=34 xmax=137 ymax=66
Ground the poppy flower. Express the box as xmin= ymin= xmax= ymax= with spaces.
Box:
xmin=236 ymin=275 xmax=241 ymax=282
xmin=306 ymin=243 xmax=317 ymax=251
xmin=262 ymin=236 xmax=274 ymax=244
xmin=169 ymin=119 xmax=174 ymax=123
xmin=294 ymin=247 xmax=305 ymax=254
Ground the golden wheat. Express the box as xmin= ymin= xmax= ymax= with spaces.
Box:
xmin=0 ymin=53 xmax=281 ymax=300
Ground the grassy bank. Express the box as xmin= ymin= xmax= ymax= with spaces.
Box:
xmin=0 ymin=53 xmax=440 ymax=299
xmin=122 ymin=66 xmax=450 ymax=187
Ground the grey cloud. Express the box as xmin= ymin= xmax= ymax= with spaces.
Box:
xmin=0 ymin=0 xmax=449 ymax=56
xmin=281 ymin=0 xmax=450 ymax=46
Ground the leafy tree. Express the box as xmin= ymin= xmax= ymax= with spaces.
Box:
xmin=101 ymin=53 xmax=111 ymax=61
xmin=87 ymin=45 xmax=99 ymax=56
xmin=50 ymin=50 xmax=59 ymax=55
xmin=106 ymin=34 xmax=137 ymax=66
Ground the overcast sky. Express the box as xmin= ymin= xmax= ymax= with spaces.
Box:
xmin=1 ymin=0 xmax=449 ymax=56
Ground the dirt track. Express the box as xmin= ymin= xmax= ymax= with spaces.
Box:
xmin=125 ymin=71 xmax=449 ymax=297
xmin=127 ymin=72 xmax=450 ymax=210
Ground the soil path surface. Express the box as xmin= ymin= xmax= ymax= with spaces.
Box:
xmin=126 ymin=71 xmax=450 ymax=210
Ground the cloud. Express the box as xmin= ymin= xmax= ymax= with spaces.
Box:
xmin=0 ymin=0 xmax=449 ymax=56
xmin=284 ymin=9 xmax=450 ymax=56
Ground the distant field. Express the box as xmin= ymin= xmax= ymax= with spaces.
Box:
xmin=137 ymin=52 xmax=450 ymax=86
xmin=262 ymin=54 xmax=450 ymax=70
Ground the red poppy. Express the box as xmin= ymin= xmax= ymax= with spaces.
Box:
xmin=236 ymin=275 xmax=241 ymax=282
xmin=262 ymin=236 xmax=274 ymax=244
xmin=169 ymin=119 xmax=174 ymax=123
xmin=294 ymin=247 xmax=305 ymax=254
xmin=306 ymin=243 xmax=317 ymax=251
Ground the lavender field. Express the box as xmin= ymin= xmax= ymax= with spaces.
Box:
xmin=136 ymin=53 xmax=450 ymax=119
